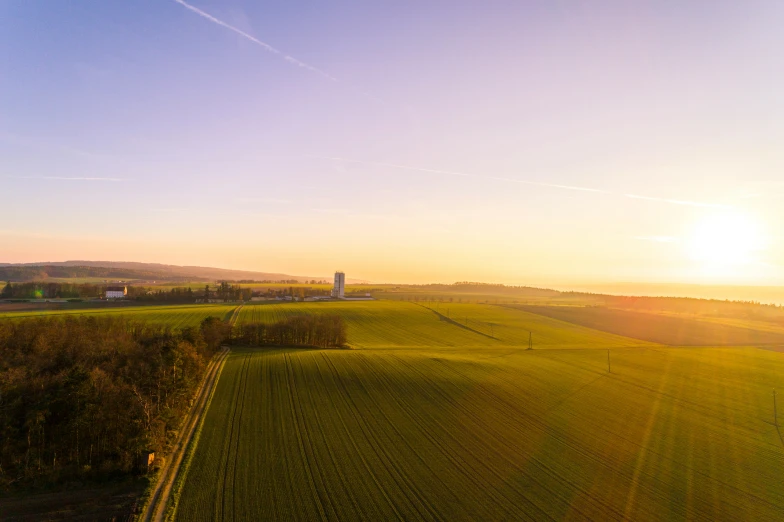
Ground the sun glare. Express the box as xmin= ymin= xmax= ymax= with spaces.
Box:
xmin=686 ymin=211 xmax=766 ymax=278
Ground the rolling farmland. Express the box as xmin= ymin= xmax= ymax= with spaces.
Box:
xmin=6 ymin=299 xmax=780 ymax=519
xmin=237 ymin=301 xmax=653 ymax=349
xmin=165 ymin=300 xmax=784 ymax=521
xmin=172 ymin=345 xmax=784 ymax=521
xmin=0 ymin=303 xmax=238 ymax=328
xmin=511 ymin=305 xmax=784 ymax=346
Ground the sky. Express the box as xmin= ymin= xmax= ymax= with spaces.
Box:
xmin=2 ymin=0 xmax=784 ymax=285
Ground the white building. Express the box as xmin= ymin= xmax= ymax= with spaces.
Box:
xmin=332 ymin=271 xmax=345 ymax=298
xmin=105 ymin=286 xmax=127 ymax=299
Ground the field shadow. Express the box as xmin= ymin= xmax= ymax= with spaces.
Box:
xmin=228 ymin=345 xmax=348 ymax=356
xmin=414 ymin=303 xmax=497 ymax=340
xmin=0 ymin=479 xmax=145 ymax=522
xmin=761 ymin=420 xmax=784 ymax=449
xmin=506 ymin=304 xmax=784 ymax=347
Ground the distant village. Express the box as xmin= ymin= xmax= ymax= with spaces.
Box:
xmin=200 ymin=272 xmax=373 ymax=303
xmin=0 ymin=271 xmax=374 ymax=304
xmin=105 ymin=271 xmax=373 ymax=302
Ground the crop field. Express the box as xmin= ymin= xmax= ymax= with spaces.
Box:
xmin=0 ymin=303 xmax=238 ymax=328
xmin=656 ymin=312 xmax=784 ymax=337
xmin=376 ymin=291 xmax=573 ymax=305
xmin=512 ymin=305 xmax=784 ymax=346
xmin=172 ymin=344 xmax=784 ymax=521
xmin=5 ymin=298 xmax=781 ymax=519
xmin=237 ymin=301 xmax=652 ymax=349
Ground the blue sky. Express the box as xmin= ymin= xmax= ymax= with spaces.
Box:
xmin=2 ymin=1 xmax=784 ymax=284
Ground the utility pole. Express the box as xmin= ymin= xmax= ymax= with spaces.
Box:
xmin=775 ymin=389 xmax=778 ymax=427
xmin=527 ymin=331 xmax=533 ymax=350
xmin=608 ymin=350 xmax=611 ymax=374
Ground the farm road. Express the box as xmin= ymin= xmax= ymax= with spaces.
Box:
xmin=141 ymin=347 xmax=230 ymax=522
xmin=228 ymin=303 xmax=244 ymax=326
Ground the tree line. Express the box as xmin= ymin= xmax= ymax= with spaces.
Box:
xmin=1 ymin=282 xmax=104 ymax=299
xmin=233 ymin=314 xmax=347 ymax=348
xmin=0 ymin=281 xmax=253 ymax=303
xmin=0 ymin=315 xmax=229 ymax=490
xmin=233 ymin=279 xmax=328 ymax=284
xmin=0 ymin=281 xmax=339 ymax=303
xmin=208 ymin=281 xmax=253 ymax=302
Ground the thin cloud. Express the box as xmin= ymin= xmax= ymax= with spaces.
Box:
xmin=739 ymin=192 xmax=784 ymax=200
xmin=0 ymin=229 xmax=57 ymax=239
xmin=311 ymin=207 xmax=352 ymax=215
xmin=236 ymin=197 xmax=291 ymax=204
xmin=172 ymin=0 xmax=337 ymax=82
xmin=0 ymin=132 xmax=114 ymax=161
xmin=624 ymin=193 xmax=731 ymax=209
xmin=263 ymin=152 xmax=731 ymax=208
xmin=7 ymin=176 xmax=127 ymax=181
xmin=314 ymin=155 xmax=610 ymax=194
xmin=634 ymin=236 xmax=679 ymax=243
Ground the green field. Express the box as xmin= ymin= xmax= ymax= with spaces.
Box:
xmin=237 ymin=301 xmax=653 ymax=349
xmin=172 ymin=346 xmax=784 ymax=521
xmin=0 ymin=303 xmax=239 ymax=328
xmin=166 ymin=301 xmax=784 ymax=521
xmin=512 ymin=305 xmax=784 ymax=346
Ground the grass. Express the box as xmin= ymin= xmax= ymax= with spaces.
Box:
xmin=654 ymin=311 xmax=784 ymax=336
xmin=0 ymin=303 xmax=239 ymax=328
xmin=172 ymin=345 xmax=784 ymax=521
xmin=236 ymin=301 xmax=651 ymax=349
xmin=512 ymin=305 xmax=784 ymax=346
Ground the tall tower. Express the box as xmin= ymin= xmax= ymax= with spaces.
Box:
xmin=332 ymin=271 xmax=345 ymax=298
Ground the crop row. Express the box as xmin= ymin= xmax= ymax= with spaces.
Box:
xmin=172 ymin=345 xmax=784 ymax=521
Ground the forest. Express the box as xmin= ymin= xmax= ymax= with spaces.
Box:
xmin=0 ymin=315 xmax=230 ymax=490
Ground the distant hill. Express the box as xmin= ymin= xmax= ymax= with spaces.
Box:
xmin=0 ymin=265 xmax=165 ymax=282
xmin=0 ymin=261 xmax=368 ymax=284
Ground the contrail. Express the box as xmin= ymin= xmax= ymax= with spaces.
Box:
xmin=172 ymin=0 xmax=338 ymax=82
xmin=624 ymin=194 xmax=731 ymax=209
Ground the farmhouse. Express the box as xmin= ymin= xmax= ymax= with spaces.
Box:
xmin=105 ymin=286 xmax=127 ymax=299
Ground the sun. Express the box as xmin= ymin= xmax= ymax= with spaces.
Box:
xmin=685 ymin=210 xmax=766 ymax=278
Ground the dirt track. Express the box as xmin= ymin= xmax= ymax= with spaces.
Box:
xmin=141 ymin=347 xmax=229 ymax=522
